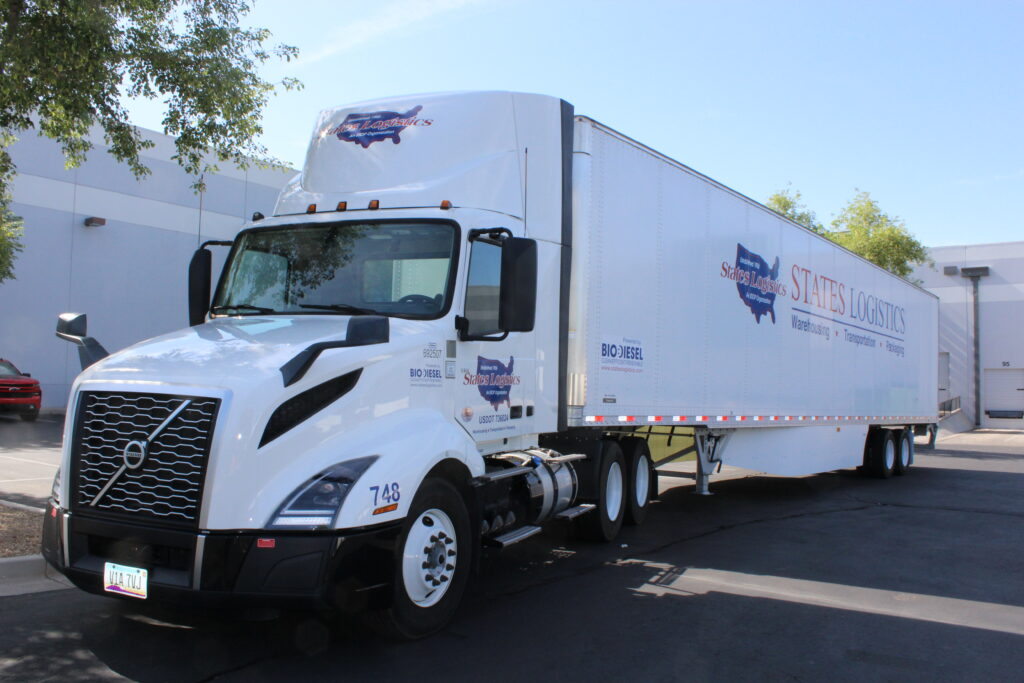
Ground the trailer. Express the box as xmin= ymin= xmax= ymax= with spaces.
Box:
xmin=43 ymin=91 xmax=938 ymax=639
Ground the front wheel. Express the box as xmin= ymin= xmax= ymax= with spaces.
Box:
xmin=365 ymin=478 xmax=471 ymax=640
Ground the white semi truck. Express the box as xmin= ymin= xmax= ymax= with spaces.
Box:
xmin=43 ymin=91 xmax=938 ymax=638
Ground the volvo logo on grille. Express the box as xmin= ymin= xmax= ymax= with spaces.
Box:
xmin=89 ymin=399 xmax=192 ymax=507
xmin=122 ymin=440 xmax=148 ymax=470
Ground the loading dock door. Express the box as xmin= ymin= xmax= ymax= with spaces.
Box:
xmin=982 ymin=368 xmax=1024 ymax=429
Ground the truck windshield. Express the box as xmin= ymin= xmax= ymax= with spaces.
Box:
xmin=213 ymin=221 xmax=457 ymax=318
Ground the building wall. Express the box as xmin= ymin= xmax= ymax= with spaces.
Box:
xmin=0 ymin=128 xmax=294 ymax=410
xmin=913 ymin=242 xmax=1024 ymax=429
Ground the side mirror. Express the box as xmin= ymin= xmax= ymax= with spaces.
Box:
xmin=55 ymin=313 xmax=109 ymax=370
xmin=56 ymin=312 xmax=87 ymax=339
xmin=188 ymin=240 xmax=232 ymax=326
xmin=188 ymin=247 xmax=213 ymax=326
xmin=498 ymin=237 xmax=537 ymax=332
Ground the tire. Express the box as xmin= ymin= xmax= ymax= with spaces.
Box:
xmin=866 ymin=429 xmax=896 ymax=479
xmin=620 ymin=437 xmax=655 ymax=526
xmin=364 ymin=478 xmax=471 ymax=640
xmin=893 ymin=428 xmax=913 ymax=475
xmin=20 ymin=407 xmax=38 ymax=422
xmin=577 ymin=440 xmax=626 ymax=541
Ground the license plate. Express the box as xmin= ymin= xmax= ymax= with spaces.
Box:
xmin=103 ymin=562 xmax=148 ymax=599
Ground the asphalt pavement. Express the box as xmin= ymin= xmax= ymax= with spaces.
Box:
xmin=0 ymin=413 xmax=62 ymax=510
xmin=0 ymin=427 xmax=1022 ymax=681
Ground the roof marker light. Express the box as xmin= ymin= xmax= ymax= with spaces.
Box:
xmin=306 ymin=204 xmax=317 ymax=214
xmin=336 ymin=201 xmax=347 ymax=211
xmin=368 ymin=200 xmax=380 ymax=210
xmin=440 ymin=200 xmax=452 ymax=210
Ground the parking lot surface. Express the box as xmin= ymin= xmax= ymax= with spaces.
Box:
xmin=0 ymin=429 xmax=1022 ymax=681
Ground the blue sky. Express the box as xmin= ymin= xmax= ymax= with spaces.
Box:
xmin=127 ymin=0 xmax=1024 ymax=248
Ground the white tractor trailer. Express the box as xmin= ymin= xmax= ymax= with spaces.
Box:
xmin=43 ymin=91 xmax=938 ymax=638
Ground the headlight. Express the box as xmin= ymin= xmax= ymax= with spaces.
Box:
xmin=269 ymin=456 xmax=377 ymax=530
xmin=50 ymin=468 xmax=62 ymax=508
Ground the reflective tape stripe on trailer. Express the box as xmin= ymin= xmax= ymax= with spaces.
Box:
xmin=582 ymin=414 xmax=927 ymax=424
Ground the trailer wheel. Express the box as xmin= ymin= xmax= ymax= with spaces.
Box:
xmin=620 ymin=437 xmax=655 ymax=526
xmin=578 ymin=440 xmax=626 ymax=541
xmin=894 ymin=428 xmax=913 ymax=475
xmin=365 ymin=478 xmax=471 ymax=640
xmin=866 ymin=429 xmax=896 ymax=478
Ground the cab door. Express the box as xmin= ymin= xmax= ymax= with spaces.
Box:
xmin=454 ymin=230 xmax=537 ymax=445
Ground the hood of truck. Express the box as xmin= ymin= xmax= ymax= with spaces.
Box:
xmin=76 ymin=315 xmax=422 ymax=392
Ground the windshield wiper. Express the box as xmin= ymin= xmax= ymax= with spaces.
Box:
xmin=210 ymin=304 xmax=276 ymax=315
xmin=298 ymin=303 xmax=377 ymax=315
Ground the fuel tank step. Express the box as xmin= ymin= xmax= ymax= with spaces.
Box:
xmin=555 ymin=503 xmax=595 ymax=520
xmin=492 ymin=525 xmax=542 ymax=548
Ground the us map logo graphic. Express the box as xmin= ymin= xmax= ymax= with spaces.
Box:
xmin=328 ymin=105 xmax=432 ymax=148
xmin=720 ymin=243 xmax=787 ymax=324
xmin=463 ymin=356 xmax=520 ymax=410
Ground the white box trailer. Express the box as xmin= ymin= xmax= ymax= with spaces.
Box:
xmin=566 ymin=118 xmax=938 ymax=485
xmin=43 ymin=91 xmax=938 ymax=639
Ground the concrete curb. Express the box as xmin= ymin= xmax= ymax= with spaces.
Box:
xmin=0 ymin=499 xmax=46 ymax=514
xmin=0 ymin=554 xmax=72 ymax=596
xmin=0 ymin=554 xmax=45 ymax=581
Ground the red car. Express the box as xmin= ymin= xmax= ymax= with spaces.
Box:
xmin=0 ymin=358 xmax=41 ymax=421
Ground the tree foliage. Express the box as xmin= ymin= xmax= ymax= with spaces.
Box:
xmin=765 ymin=186 xmax=825 ymax=235
xmin=0 ymin=0 xmax=299 ymax=283
xmin=767 ymin=187 xmax=928 ymax=279
xmin=829 ymin=191 xmax=929 ymax=278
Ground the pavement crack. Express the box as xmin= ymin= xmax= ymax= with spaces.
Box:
xmin=195 ymin=651 xmax=288 ymax=683
xmin=848 ymin=499 xmax=1024 ymax=519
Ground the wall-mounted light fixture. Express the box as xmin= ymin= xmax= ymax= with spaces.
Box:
xmin=83 ymin=217 xmax=106 ymax=227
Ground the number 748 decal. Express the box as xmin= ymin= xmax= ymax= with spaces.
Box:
xmin=370 ymin=482 xmax=401 ymax=513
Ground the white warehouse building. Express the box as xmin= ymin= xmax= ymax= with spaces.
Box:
xmin=913 ymin=241 xmax=1024 ymax=431
xmin=0 ymin=128 xmax=293 ymax=411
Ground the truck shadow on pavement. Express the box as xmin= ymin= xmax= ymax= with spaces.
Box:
xmin=2 ymin=460 xmax=1022 ymax=681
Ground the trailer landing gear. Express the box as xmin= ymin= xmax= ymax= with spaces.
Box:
xmin=694 ymin=430 xmax=732 ymax=495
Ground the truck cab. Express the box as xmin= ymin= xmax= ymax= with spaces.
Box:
xmin=42 ymin=92 xmax=594 ymax=639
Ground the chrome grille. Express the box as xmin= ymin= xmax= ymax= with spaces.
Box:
xmin=72 ymin=391 xmax=220 ymax=527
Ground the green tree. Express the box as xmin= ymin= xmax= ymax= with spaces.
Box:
xmin=830 ymin=191 xmax=928 ymax=279
xmin=767 ymin=186 xmax=929 ymax=279
xmin=0 ymin=0 xmax=300 ymax=283
xmin=766 ymin=186 xmax=826 ymax=235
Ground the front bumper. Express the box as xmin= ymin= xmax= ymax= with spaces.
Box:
xmin=0 ymin=396 xmax=40 ymax=413
xmin=41 ymin=504 xmax=401 ymax=611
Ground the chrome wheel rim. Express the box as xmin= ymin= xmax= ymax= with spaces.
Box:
xmin=606 ymin=461 xmax=624 ymax=520
xmin=402 ymin=508 xmax=457 ymax=607
xmin=884 ymin=438 xmax=896 ymax=471
xmin=634 ymin=455 xmax=650 ymax=508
